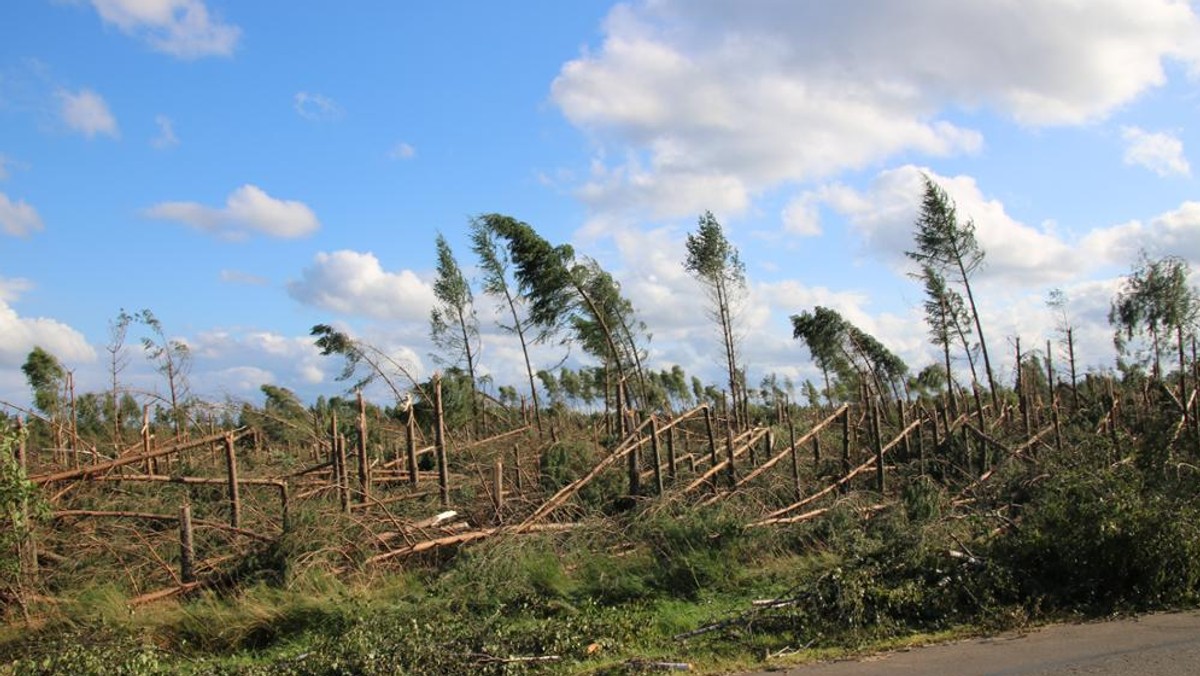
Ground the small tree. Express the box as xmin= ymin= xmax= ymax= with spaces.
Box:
xmin=135 ymin=309 xmax=191 ymax=438
xmin=21 ymin=347 xmax=65 ymax=450
xmin=106 ymin=310 xmax=133 ymax=449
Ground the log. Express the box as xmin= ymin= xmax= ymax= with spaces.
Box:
xmin=760 ymin=420 xmax=919 ymax=520
xmin=30 ymin=428 xmax=252 ymax=484
xmin=366 ymin=523 xmax=576 ymax=565
xmin=53 ymin=510 xmax=273 ymax=542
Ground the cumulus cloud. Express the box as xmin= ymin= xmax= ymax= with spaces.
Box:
xmin=781 ymin=194 xmax=823 ymax=237
xmin=1082 ymin=201 xmax=1200 ymax=266
xmin=0 ymin=193 xmax=44 ymax=237
xmin=294 ymin=92 xmax=342 ymax=121
xmin=151 ymin=114 xmax=179 ymax=149
xmin=801 ymin=165 xmax=1085 ymax=285
xmin=0 ymin=278 xmax=96 ymax=369
xmin=90 ymin=0 xmax=240 ymax=59
xmin=1121 ymin=126 xmax=1191 ymax=177
xmin=181 ymin=329 xmax=333 ymax=400
xmin=287 ymin=250 xmax=437 ymax=322
xmin=144 ymin=184 xmax=320 ymax=239
xmin=552 ymin=0 xmax=1200 ymax=219
xmin=58 ymin=88 xmax=119 ymax=138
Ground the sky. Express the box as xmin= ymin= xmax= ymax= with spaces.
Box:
xmin=2 ymin=0 xmax=1200 ymax=412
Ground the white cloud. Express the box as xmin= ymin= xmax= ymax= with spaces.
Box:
xmin=151 ymin=114 xmax=179 ymax=149
xmin=294 ymin=91 xmax=342 ymax=121
xmin=0 ymin=278 xmax=96 ymax=370
xmin=287 ymin=250 xmax=437 ymax=322
xmin=1082 ymin=201 xmax=1200 ymax=266
xmin=781 ymin=194 xmax=823 ymax=237
xmin=181 ymin=329 xmax=332 ymax=400
xmin=58 ymin=88 xmax=119 ymax=138
xmin=90 ymin=0 xmax=240 ymax=59
xmin=144 ymin=184 xmax=320 ymax=239
xmin=0 ymin=193 xmax=44 ymax=237
xmin=807 ymin=165 xmax=1085 ymax=285
xmin=553 ymin=0 xmax=1200 ymax=219
xmin=1121 ymin=126 xmax=1190 ymax=177
xmin=389 ymin=142 xmax=416 ymax=160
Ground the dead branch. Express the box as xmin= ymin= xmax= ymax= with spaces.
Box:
xmin=53 ymin=509 xmax=273 ymax=542
xmin=759 ymin=419 xmax=918 ymax=520
xmin=31 ymin=428 xmax=252 ymax=484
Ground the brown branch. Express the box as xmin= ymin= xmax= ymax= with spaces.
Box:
xmin=53 ymin=510 xmax=273 ymax=542
xmin=760 ymin=419 xmax=918 ymax=520
xmin=31 ymin=428 xmax=252 ymax=484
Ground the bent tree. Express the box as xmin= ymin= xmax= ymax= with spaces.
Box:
xmin=791 ymin=306 xmax=907 ymax=410
xmin=478 ymin=213 xmax=649 ymax=412
xmin=684 ymin=211 xmax=747 ymax=429
xmin=471 ymin=217 xmax=543 ymax=431
xmin=920 ymin=263 xmax=976 ymax=414
xmin=430 ymin=234 xmax=481 ymax=434
xmin=906 ymin=177 xmax=997 ymax=409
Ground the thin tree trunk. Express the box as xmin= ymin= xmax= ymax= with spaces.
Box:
xmin=179 ymin=503 xmax=195 ymax=584
xmin=223 ymin=433 xmax=241 ymax=529
xmin=957 ymin=258 xmax=998 ymax=409
xmin=434 ymin=375 xmax=450 ymax=507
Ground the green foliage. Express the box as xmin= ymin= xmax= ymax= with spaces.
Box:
xmin=21 ymin=347 xmax=64 ymax=419
xmin=791 ymin=306 xmax=908 ymax=402
xmin=1109 ymin=252 xmax=1198 ymax=377
xmin=538 ymin=440 xmax=624 ymax=509
xmin=991 ymin=465 xmax=1200 ymax=612
xmin=0 ymin=423 xmax=43 ymax=585
xmin=429 ymin=233 xmax=480 ymax=379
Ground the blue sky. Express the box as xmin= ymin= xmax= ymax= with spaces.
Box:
xmin=2 ymin=0 xmax=1199 ymax=411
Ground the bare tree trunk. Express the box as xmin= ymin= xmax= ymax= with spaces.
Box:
xmin=179 ymin=503 xmax=195 ymax=584
xmin=356 ymin=391 xmax=370 ymax=505
xmin=223 ymin=433 xmax=241 ymax=528
xmin=434 ymin=375 xmax=450 ymax=507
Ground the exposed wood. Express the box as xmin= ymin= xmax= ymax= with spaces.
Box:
xmin=366 ymin=523 xmax=576 ymax=565
xmin=30 ymin=427 xmax=252 ymax=484
xmin=728 ymin=405 xmax=847 ymax=491
xmin=128 ymin=581 xmax=204 ymax=607
xmin=179 ymin=503 xmax=195 ymax=583
xmin=748 ymin=502 xmax=889 ymax=528
xmin=53 ymin=510 xmax=273 ymax=542
xmin=762 ymin=419 xmax=919 ymax=520
xmin=223 ymin=433 xmax=241 ymax=529
xmin=434 ymin=374 xmax=450 ymax=507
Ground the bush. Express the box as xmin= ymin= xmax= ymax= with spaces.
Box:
xmin=990 ymin=465 xmax=1200 ymax=612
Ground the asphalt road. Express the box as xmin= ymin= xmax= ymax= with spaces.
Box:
xmin=745 ymin=612 xmax=1200 ymax=676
